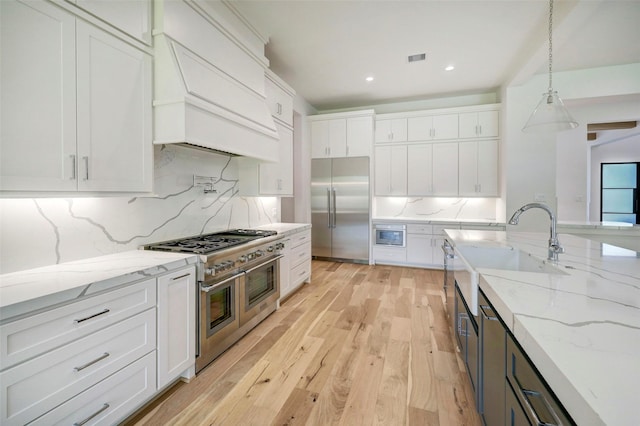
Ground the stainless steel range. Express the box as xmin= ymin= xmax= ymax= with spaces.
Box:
xmin=144 ymin=229 xmax=283 ymax=373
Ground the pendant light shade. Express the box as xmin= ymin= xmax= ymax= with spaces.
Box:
xmin=522 ymin=90 xmax=578 ymax=133
xmin=522 ymin=0 xmax=578 ymax=133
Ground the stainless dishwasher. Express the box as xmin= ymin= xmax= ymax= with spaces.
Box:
xmin=479 ymin=289 xmax=506 ymax=426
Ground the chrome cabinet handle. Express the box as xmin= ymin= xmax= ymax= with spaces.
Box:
xmin=74 ymin=308 xmax=110 ymax=324
xmin=327 ymin=188 xmax=332 ymax=228
xmin=479 ymin=304 xmax=498 ymax=321
xmin=201 ymin=271 xmax=244 ymax=292
xmin=73 ymin=403 xmax=110 ymax=426
xmin=70 ymin=154 xmax=76 ymax=180
xmin=332 ymin=188 xmax=337 ymax=228
xmin=513 ymin=361 xmax=563 ymax=426
xmin=82 ymin=156 xmax=89 ymax=180
xmin=172 ymin=273 xmax=191 ymax=281
xmin=74 ymin=352 xmax=110 ymax=372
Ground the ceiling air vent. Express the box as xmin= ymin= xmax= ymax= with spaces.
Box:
xmin=408 ymin=53 xmax=426 ymax=63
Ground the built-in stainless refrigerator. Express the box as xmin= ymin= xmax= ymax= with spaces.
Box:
xmin=311 ymin=157 xmax=370 ymax=263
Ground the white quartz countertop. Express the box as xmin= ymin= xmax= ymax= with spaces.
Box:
xmin=0 ymin=251 xmax=198 ymax=321
xmin=445 ymin=229 xmax=640 ymax=426
xmin=255 ymin=222 xmax=311 ymax=237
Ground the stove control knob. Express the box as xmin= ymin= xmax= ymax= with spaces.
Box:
xmin=266 ymin=246 xmax=274 ymax=252
xmin=255 ymin=250 xmax=264 ymax=257
xmin=205 ymin=267 xmax=215 ymax=276
xmin=225 ymin=260 xmax=235 ymax=269
xmin=237 ymin=255 xmax=247 ymax=263
xmin=275 ymin=243 xmax=285 ymax=250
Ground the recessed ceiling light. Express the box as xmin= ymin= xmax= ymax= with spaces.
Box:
xmin=365 ymin=76 xmax=374 ymax=82
xmin=445 ymin=65 xmax=455 ymax=71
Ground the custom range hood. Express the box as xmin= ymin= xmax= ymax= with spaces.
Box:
xmin=153 ymin=0 xmax=279 ymax=162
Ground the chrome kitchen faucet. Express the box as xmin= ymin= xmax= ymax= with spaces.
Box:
xmin=508 ymin=202 xmax=564 ymax=262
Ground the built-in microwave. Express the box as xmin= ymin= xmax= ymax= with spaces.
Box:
xmin=374 ymin=224 xmax=406 ymax=247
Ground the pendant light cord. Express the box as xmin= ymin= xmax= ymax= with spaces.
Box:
xmin=548 ymin=0 xmax=554 ymax=94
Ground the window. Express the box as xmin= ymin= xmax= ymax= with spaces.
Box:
xmin=600 ymin=162 xmax=639 ymax=224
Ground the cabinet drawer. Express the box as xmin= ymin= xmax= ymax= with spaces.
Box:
xmin=0 ymin=309 xmax=156 ymax=425
xmin=290 ymin=259 xmax=311 ymax=288
xmin=407 ymin=224 xmax=433 ymax=234
xmin=29 ymin=351 xmax=156 ymax=426
xmin=373 ymin=246 xmax=407 ymax=263
xmin=506 ymin=334 xmax=573 ymax=426
xmin=290 ymin=242 xmax=311 ymax=268
xmin=290 ymin=230 xmax=311 ymax=248
xmin=1 ymin=278 xmax=156 ymax=370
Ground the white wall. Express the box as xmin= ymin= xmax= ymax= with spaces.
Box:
xmin=503 ymin=63 xmax=640 ymax=231
xmin=0 ymin=145 xmax=278 ymax=274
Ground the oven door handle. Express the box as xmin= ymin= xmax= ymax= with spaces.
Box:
xmin=241 ymin=254 xmax=284 ymax=275
xmin=200 ymin=271 xmax=245 ymax=293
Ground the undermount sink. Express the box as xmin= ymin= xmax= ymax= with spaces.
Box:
xmin=455 ymin=245 xmax=567 ymax=275
xmin=453 ymin=245 xmax=567 ymax=316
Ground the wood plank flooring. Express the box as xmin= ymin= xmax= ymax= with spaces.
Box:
xmin=123 ymin=261 xmax=482 ymax=426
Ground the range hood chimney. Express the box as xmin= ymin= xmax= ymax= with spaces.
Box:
xmin=153 ymin=0 xmax=280 ymax=163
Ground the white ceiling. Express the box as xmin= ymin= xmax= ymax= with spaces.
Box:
xmin=229 ymin=0 xmax=640 ymax=111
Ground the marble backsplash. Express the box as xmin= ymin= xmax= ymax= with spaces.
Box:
xmin=374 ymin=196 xmax=498 ymax=221
xmin=0 ymin=145 xmax=278 ymax=274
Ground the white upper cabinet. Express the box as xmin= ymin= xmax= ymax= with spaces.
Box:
xmin=375 ymin=118 xmax=407 ymax=143
xmin=265 ymin=72 xmax=294 ymax=127
xmin=346 ymin=115 xmax=373 ymax=157
xmin=407 ymin=113 xmax=458 ymax=141
xmin=458 ymin=139 xmax=499 ymax=196
xmin=311 ymin=110 xmax=374 ymax=158
xmin=407 ymin=144 xmax=434 ymax=195
xmin=259 ymin=123 xmax=294 ymax=195
xmin=459 ymin=110 xmax=499 ymax=139
xmin=76 ymin=21 xmax=152 ymax=192
xmin=71 ymin=0 xmax=152 ymax=45
xmin=375 ymin=145 xmax=407 ymax=196
xmin=0 ymin=0 xmax=77 ymax=191
xmin=432 ymin=143 xmax=459 ymax=196
xmin=0 ymin=0 xmax=152 ymax=194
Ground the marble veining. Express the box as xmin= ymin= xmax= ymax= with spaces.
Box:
xmin=0 ymin=145 xmax=278 ymax=274
xmin=447 ymin=230 xmax=640 ymax=426
xmin=374 ymin=196 xmax=498 ymax=220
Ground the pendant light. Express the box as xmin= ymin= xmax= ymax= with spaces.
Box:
xmin=522 ymin=0 xmax=578 ymax=133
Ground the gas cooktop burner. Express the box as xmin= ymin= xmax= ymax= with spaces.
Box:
xmin=143 ymin=229 xmax=277 ymax=255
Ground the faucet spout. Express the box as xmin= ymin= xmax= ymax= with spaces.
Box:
xmin=508 ymin=202 xmax=564 ymax=262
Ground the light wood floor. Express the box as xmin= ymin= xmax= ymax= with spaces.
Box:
xmin=124 ymin=260 xmax=482 ymax=426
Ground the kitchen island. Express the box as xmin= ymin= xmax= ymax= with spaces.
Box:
xmin=445 ymin=229 xmax=640 ymax=426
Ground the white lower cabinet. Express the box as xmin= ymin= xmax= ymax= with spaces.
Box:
xmin=29 ymin=351 xmax=156 ymax=426
xmin=372 ymin=245 xmax=407 ymax=265
xmin=406 ymin=224 xmax=452 ymax=268
xmin=0 ymin=264 xmax=197 ymax=425
xmin=280 ymin=229 xmax=311 ymax=299
xmin=156 ymin=266 xmax=196 ymax=389
xmin=0 ymin=309 xmax=156 ymax=425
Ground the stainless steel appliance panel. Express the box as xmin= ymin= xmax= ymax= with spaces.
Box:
xmin=479 ymin=290 xmax=506 ymax=426
xmin=331 ymin=157 xmax=369 ymax=261
xmin=311 ymin=158 xmax=332 ymax=258
xmin=311 ymin=157 xmax=370 ymax=263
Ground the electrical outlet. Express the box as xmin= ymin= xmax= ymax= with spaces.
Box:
xmin=534 ymin=193 xmax=546 ymax=202
xmin=271 ymin=207 xmax=277 ymax=216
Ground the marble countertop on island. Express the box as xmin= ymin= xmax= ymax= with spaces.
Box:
xmin=0 ymin=251 xmax=198 ymax=322
xmin=445 ymin=229 xmax=640 ymax=426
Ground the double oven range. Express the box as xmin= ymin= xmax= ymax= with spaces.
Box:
xmin=145 ymin=229 xmax=283 ymax=373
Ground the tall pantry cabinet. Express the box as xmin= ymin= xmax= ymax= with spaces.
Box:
xmin=0 ymin=0 xmax=152 ymax=193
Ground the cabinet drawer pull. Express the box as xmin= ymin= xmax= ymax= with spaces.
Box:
xmin=479 ymin=304 xmax=498 ymax=321
xmin=70 ymin=154 xmax=76 ymax=180
xmin=513 ymin=361 xmax=562 ymax=426
xmin=74 ymin=352 xmax=110 ymax=372
xmin=83 ymin=156 xmax=89 ymax=180
xmin=74 ymin=308 xmax=110 ymax=323
xmin=73 ymin=403 xmax=110 ymax=426
xmin=172 ymin=273 xmax=191 ymax=281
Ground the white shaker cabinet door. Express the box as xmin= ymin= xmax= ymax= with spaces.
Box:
xmin=157 ymin=266 xmax=196 ymax=390
xmin=346 ymin=116 xmax=373 ymax=157
xmin=0 ymin=0 xmax=77 ymax=191
xmin=407 ymin=144 xmax=434 ymax=195
xmin=431 ymin=143 xmax=458 ymax=196
xmin=260 ymin=123 xmax=293 ymax=195
xmin=76 ymin=21 xmax=152 ymax=192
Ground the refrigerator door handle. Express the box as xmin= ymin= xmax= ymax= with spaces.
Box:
xmin=327 ymin=187 xmax=332 ymax=228
xmin=332 ymin=188 xmax=337 ymax=228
